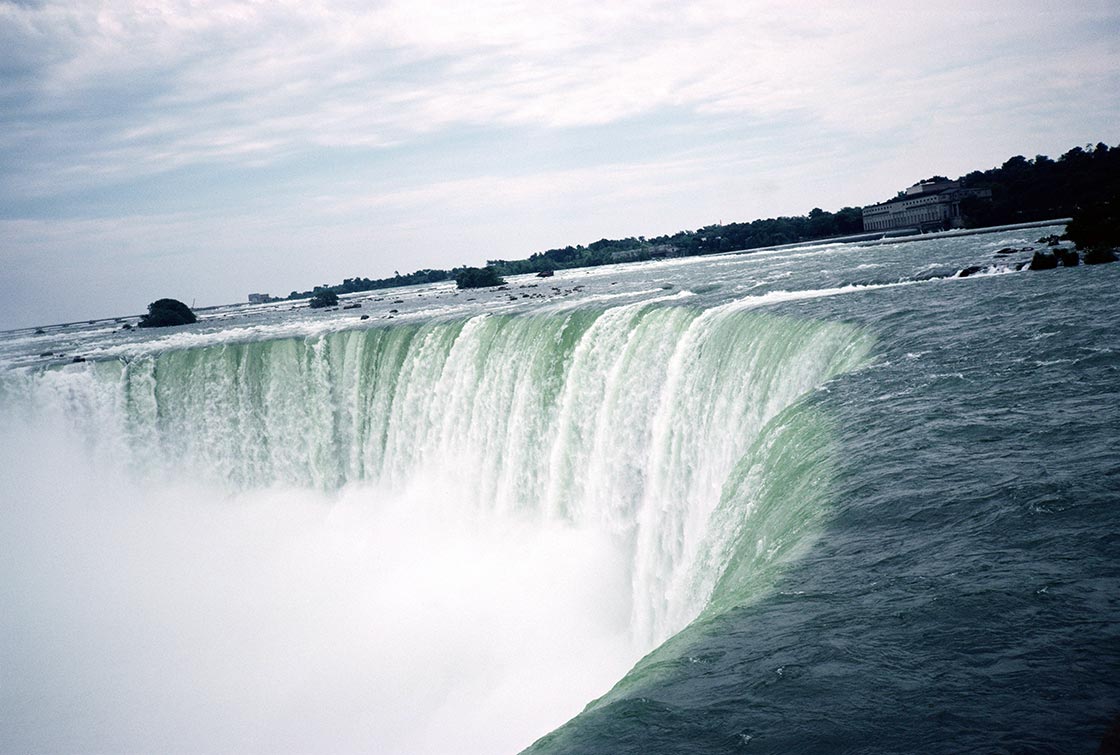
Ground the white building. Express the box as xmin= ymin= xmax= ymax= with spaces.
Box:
xmin=862 ymin=180 xmax=992 ymax=232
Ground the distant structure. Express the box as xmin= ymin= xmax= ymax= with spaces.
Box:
xmin=862 ymin=180 xmax=992 ymax=232
xmin=610 ymin=244 xmax=681 ymax=262
xmin=247 ymin=293 xmax=273 ymax=304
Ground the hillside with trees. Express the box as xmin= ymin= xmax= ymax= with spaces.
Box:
xmin=957 ymin=143 xmax=1120 ymax=228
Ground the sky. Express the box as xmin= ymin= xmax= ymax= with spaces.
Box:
xmin=1 ymin=0 xmax=1118 ymax=329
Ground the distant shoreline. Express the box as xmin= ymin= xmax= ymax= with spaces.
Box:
xmin=722 ymin=218 xmax=1071 ymax=257
xmin=3 ymin=218 xmax=1073 ymax=335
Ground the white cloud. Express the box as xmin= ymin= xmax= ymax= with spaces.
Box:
xmin=0 ymin=0 xmax=1118 ymax=327
xmin=2 ymin=0 xmax=1117 ymax=194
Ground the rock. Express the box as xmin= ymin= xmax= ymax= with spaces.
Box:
xmin=343 ymin=303 xmax=361 ymax=309
xmin=360 ymin=314 xmax=369 ymax=320
xmin=72 ymin=356 xmax=86 ymax=363
xmin=121 ymin=323 xmax=132 ymax=330
xmin=536 ymin=270 xmax=554 ymax=278
xmin=994 ymin=247 xmax=1016 ymax=255
xmin=34 ymin=328 xmax=45 ymax=334
xmin=958 ymin=265 xmax=985 ymax=278
xmin=389 ymin=309 xmax=398 ymax=313
xmin=1028 ymin=250 xmax=1058 ymax=270
xmin=1083 ymin=248 xmax=1118 ymax=265
xmin=913 ymin=268 xmax=955 ymax=281
xmin=1055 ymin=248 xmax=1080 ymax=267
xmin=393 ymin=299 xmax=404 ymax=304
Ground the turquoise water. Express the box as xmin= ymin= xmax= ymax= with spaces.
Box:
xmin=1 ymin=225 xmax=1117 ymax=753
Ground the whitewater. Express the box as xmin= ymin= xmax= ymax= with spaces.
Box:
xmin=2 ymin=224 xmax=1118 ymax=753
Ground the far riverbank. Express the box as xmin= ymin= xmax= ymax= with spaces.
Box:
xmin=726 ymin=218 xmax=1071 ymax=257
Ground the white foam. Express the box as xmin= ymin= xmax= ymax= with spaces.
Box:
xmin=0 ymin=415 xmax=638 ymax=755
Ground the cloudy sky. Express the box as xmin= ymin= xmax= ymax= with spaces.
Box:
xmin=1 ymin=0 xmax=1117 ymax=328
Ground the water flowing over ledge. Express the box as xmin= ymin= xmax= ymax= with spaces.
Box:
xmin=1 ymin=301 xmax=871 ymax=752
xmin=6 ymin=302 xmax=870 ymax=647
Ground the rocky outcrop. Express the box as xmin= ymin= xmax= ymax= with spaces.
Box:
xmin=1083 ymin=248 xmax=1118 ymax=265
xmin=1028 ymin=251 xmax=1058 ymax=271
xmin=1055 ymin=249 xmax=1080 ymax=267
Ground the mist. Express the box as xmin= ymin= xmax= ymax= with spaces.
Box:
xmin=0 ymin=415 xmax=638 ymax=754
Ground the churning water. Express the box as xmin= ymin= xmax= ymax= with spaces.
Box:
xmin=2 ymin=225 xmax=1117 ymax=753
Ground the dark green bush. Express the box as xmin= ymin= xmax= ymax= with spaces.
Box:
xmin=309 ymin=290 xmax=340 ymax=308
xmin=138 ymin=298 xmax=197 ymax=328
xmin=455 ymin=267 xmax=506 ymax=289
xmin=1065 ymin=199 xmax=1120 ymax=251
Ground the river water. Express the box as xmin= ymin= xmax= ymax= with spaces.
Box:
xmin=1 ymin=224 xmax=1117 ymax=753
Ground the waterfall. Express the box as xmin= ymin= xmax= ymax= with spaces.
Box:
xmin=3 ymin=302 xmax=869 ymax=645
xmin=0 ymin=301 xmax=870 ymax=753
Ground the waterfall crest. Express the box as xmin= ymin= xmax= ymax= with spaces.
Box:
xmin=4 ymin=303 xmax=870 ymax=645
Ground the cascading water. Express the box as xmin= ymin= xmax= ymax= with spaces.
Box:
xmin=0 ymin=300 xmax=870 ymax=753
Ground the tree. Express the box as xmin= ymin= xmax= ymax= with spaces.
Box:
xmin=455 ymin=266 xmax=506 ymax=289
xmin=138 ymin=298 xmax=197 ymax=328
xmin=1065 ymin=199 xmax=1120 ymax=251
xmin=309 ymin=290 xmax=339 ymax=308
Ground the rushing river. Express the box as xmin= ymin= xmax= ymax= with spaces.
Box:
xmin=1 ymin=224 xmax=1117 ymax=753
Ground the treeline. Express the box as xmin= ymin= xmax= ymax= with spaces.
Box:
xmin=284 ymin=141 xmax=1118 ymax=302
xmin=286 ymin=268 xmax=455 ymax=301
xmin=284 ymin=204 xmax=866 ymax=302
xmin=486 ymin=206 xmax=865 ymax=276
xmin=958 ymin=142 xmax=1120 ymax=227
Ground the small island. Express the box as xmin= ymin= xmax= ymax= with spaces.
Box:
xmin=138 ymin=298 xmax=197 ymax=328
xmin=309 ymin=290 xmax=340 ymax=308
xmin=455 ymin=266 xmax=506 ymax=289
